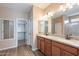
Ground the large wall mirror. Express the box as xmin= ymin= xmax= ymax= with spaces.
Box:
xmin=65 ymin=14 xmax=79 ymax=36
xmin=38 ymin=20 xmax=48 ymax=34
xmin=51 ymin=16 xmax=64 ymax=35
xmin=0 ymin=19 xmax=14 ymax=40
xmin=38 ymin=4 xmax=79 ymax=37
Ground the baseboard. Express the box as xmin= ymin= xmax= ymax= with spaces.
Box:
xmin=0 ymin=46 xmax=17 ymax=51
xmin=32 ymin=48 xmax=38 ymax=51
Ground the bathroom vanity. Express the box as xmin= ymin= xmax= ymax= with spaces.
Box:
xmin=37 ymin=34 xmax=79 ymax=56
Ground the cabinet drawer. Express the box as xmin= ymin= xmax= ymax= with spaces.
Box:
xmin=41 ymin=38 xmax=44 ymax=41
xmin=45 ymin=39 xmax=52 ymax=44
xmin=52 ymin=41 xmax=77 ymax=55
xmin=40 ymin=37 xmax=45 ymax=41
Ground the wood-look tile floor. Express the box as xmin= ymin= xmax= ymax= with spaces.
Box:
xmin=0 ymin=44 xmax=44 ymax=56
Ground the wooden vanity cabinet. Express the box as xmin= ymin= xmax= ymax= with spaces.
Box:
xmin=44 ymin=39 xmax=52 ymax=56
xmin=37 ymin=36 xmax=45 ymax=53
xmin=37 ymin=36 xmax=79 ymax=56
xmin=77 ymin=49 xmax=79 ymax=56
xmin=52 ymin=41 xmax=77 ymax=56
xmin=40 ymin=37 xmax=45 ymax=54
xmin=37 ymin=36 xmax=41 ymax=50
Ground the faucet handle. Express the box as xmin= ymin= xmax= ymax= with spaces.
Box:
xmin=69 ymin=34 xmax=72 ymax=36
xmin=65 ymin=34 xmax=70 ymax=39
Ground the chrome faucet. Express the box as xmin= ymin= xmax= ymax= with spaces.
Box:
xmin=46 ymin=33 xmax=48 ymax=36
xmin=65 ymin=34 xmax=72 ymax=39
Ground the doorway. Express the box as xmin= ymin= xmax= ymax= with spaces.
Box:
xmin=17 ymin=20 xmax=27 ymax=46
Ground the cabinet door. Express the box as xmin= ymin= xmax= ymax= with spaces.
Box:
xmin=45 ymin=39 xmax=52 ymax=56
xmin=40 ymin=39 xmax=44 ymax=53
xmin=37 ymin=37 xmax=40 ymax=50
xmin=61 ymin=50 xmax=74 ymax=56
xmin=52 ymin=45 xmax=60 ymax=56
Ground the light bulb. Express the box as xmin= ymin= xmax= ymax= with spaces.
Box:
xmin=59 ymin=5 xmax=63 ymax=11
xmin=66 ymin=3 xmax=73 ymax=9
xmin=77 ymin=3 xmax=79 ymax=5
xmin=48 ymin=12 xmax=53 ymax=17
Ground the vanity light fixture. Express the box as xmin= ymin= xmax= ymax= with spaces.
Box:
xmin=66 ymin=3 xmax=73 ymax=9
xmin=48 ymin=12 xmax=54 ymax=17
xmin=64 ymin=20 xmax=69 ymax=24
xmin=59 ymin=5 xmax=67 ymax=12
xmin=43 ymin=14 xmax=48 ymax=19
xmin=39 ymin=16 xmax=43 ymax=20
xmin=39 ymin=14 xmax=48 ymax=21
xmin=76 ymin=3 xmax=79 ymax=5
xmin=59 ymin=5 xmax=63 ymax=11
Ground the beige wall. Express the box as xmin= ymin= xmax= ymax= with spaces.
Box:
xmin=32 ymin=6 xmax=44 ymax=50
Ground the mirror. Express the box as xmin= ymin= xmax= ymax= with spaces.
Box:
xmin=51 ymin=4 xmax=79 ymax=36
xmin=65 ymin=14 xmax=79 ymax=36
xmin=38 ymin=20 xmax=48 ymax=34
xmin=0 ymin=19 xmax=14 ymax=40
xmin=54 ymin=16 xmax=64 ymax=35
xmin=38 ymin=4 xmax=79 ymax=36
xmin=50 ymin=16 xmax=64 ymax=35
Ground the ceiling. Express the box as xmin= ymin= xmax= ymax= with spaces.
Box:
xmin=0 ymin=3 xmax=51 ymax=16
xmin=33 ymin=3 xmax=50 ymax=10
xmin=0 ymin=3 xmax=32 ymax=14
xmin=0 ymin=3 xmax=51 ymax=13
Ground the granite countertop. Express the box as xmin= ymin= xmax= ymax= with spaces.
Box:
xmin=37 ymin=34 xmax=79 ymax=48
